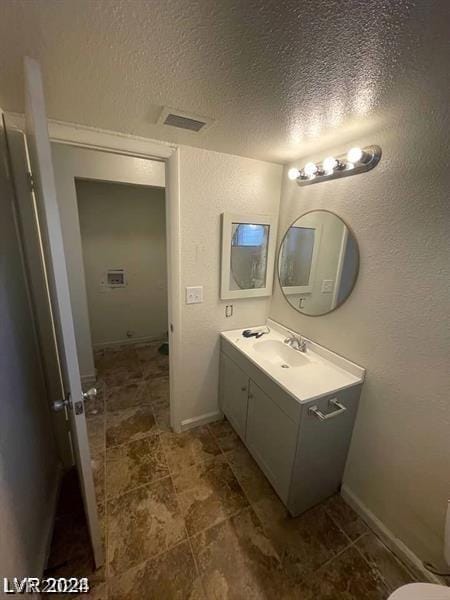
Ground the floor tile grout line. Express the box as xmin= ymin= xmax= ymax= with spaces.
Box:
xmin=324 ymin=500 xmax=419 ymax=587
xmin=321 ymin=504 xmax=357 ymax=547
xmin=185 ymin=504 xmax=254 ymax=543
xmin=351 ymin=536 xmax=393 ymax=594
xmin=360 ymin=523 xmax=421 ymax=583
xmin=105 ymin=470 xmax=172 ymax=503
xmin=105 ymin=425 xmax=161 ymax=450
xmin=166 ymin=447 xmax=252 ymax=540
xmin=107 ymin=539 xmax=195 ymax=587
xmin=353 ymin=527 xmax=419 ymax=586
xmin=168 ymin=471 xmax=210 ymax=599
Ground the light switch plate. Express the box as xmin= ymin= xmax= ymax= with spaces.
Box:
xmin=186 ymin=286 xmax=203 ymax=304
xmin=321 ymin=279 xmax=334 ymax=293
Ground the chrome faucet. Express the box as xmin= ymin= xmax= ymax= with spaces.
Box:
xmin=284 ymin=334 xmax=307 ymax=352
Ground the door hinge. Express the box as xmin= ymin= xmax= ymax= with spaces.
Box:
xmin=27 ymin=171 xmax=35 ymax=192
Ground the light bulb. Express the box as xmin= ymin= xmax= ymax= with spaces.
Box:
xmin=304 ymin=162 xmax=318 ymax=178
xmin=287 ymin=167 xmax=301 ymax=181
xmin=323 ymin=156 xmax=337 ymax=173
xmin=347 ymin=147 xmax=363 ymax=164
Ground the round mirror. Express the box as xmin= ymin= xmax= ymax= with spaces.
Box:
xmin=278 ymin=210 xmax=359 ymax=316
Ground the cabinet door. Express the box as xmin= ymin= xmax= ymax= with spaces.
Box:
xmin=246 ymin=380 xmax=298 ymax=503
xmin=220 ymin=353 xmax=249 ymax=440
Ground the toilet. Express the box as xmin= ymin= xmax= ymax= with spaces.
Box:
xmin=388 ymin=502 xmax=450 ymax=599
xmin=388 ymin=583 xmax=450 ymax=599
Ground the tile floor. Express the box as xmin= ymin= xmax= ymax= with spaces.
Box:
xmin=46 ymin=343 xmax=417 ymax=599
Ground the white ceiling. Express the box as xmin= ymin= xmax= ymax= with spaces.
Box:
xmin=0 ymin=0 xmax=420 ymax=163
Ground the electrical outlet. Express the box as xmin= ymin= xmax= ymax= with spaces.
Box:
xmin=321 ymin=279 xmax=334 ymax=293
xmin=185 ymin=286 xmax=203 ymax=304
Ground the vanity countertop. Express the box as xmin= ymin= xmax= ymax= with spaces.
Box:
xmin=220 ymin=319 xmax=365 ymax=404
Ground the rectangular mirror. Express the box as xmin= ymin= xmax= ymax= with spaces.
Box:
xmin=221 ymin=213 xmax=277 ymax=299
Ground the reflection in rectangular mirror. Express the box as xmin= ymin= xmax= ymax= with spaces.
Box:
xmin=221 ymin=213 xmax=277 ymax=300
xmin=230 ymin=223 xmax=269 ymax=290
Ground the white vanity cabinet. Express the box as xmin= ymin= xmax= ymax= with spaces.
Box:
xmin=219 ymin=334 xmax=363 ymax=516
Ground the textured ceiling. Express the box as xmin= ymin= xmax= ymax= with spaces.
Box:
xmin=0 ymin=0 xmax=424 ymax=163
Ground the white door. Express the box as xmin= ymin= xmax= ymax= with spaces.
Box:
xmin=24 ymin=56 xmax=104 ymax=568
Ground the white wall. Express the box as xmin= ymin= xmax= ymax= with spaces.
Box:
xmin=178 ymin=145 xmax=282 ymax=427
xmin=0 ymin=119 xmax=58 ymax=578
xmin=51 ymin=144 xmax=165 ymax=380
xmin=269 ymin=8 xmax=450 ymax=564
xmin=76 ymin=179 xmax=167 ymax=348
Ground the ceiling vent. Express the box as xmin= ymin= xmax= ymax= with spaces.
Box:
xmin=157 ymin=107 xmax=214 ymax=133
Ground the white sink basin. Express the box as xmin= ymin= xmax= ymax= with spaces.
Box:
xmin=221 ymin=320 xmax=365 ymax=403
xmin=253 ymin=339 xmax=310 ymax=369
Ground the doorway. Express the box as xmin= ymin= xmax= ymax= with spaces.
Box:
xmin=73 ymin=177 xmax=171 ymax=512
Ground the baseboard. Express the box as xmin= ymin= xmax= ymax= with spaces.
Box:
xmin=92 ymin=335 xmax=166 ymax=351
xmin=180 ymin=410 xmax=223 ymax=432
xmin=341 ymin=484 xmax=445 ymax=585
xmin=38 ymin=462 xmax=63 ymax=577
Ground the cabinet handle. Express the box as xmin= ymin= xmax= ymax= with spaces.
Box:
xmin=241 ymin=386 xmax=247 ymax=392
xmin=248 ymin=393 xmax=253 ymax=399
xmin=308 ymin=398 xmax=346 ymax=421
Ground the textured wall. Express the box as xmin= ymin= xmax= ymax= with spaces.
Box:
xmin=77 ymin=180 xmax=167 ymax=348
xmin=0 ymin=119 xmax=58 ymax=578
xmin=270 ymin=7 xmax=450 ymax=563
xmin=178 ymin=145 xmax=282 ymax=425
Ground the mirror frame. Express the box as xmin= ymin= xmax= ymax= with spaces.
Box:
xmin=220 ymin=212 xmax=278 ymax=300
xmin=277 ymin=209 xmax=360 ymax=317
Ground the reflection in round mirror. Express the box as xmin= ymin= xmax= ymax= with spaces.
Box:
xmin=278 ymin=210 xmax=359 ymax=316
xmin=230 ymin=223 xmax=269 ymax=290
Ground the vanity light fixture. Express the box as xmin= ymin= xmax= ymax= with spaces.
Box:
xmin=288 ymin=167 xmax=301 ymax=180
xmin=303 ymin=162 xmax=318 ymax=178
xmin=347 ymin=147 xmax=364 ymax=163
xmin=288 ymin=144 xmax=382 ymax=186
xmin=322 ymin=156 xmax=338 ymax=174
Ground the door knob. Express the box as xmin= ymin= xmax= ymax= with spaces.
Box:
xmin=52 ymin=398 xmax=70 ymax=412
xmin=82 ymin=387 xmax=97 ymax=401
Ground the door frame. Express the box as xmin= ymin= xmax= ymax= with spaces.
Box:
xmin=6 ymin=113 xmax=183 ymax=434
xmin=51 ymin=145 xmax=167 ymax=384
